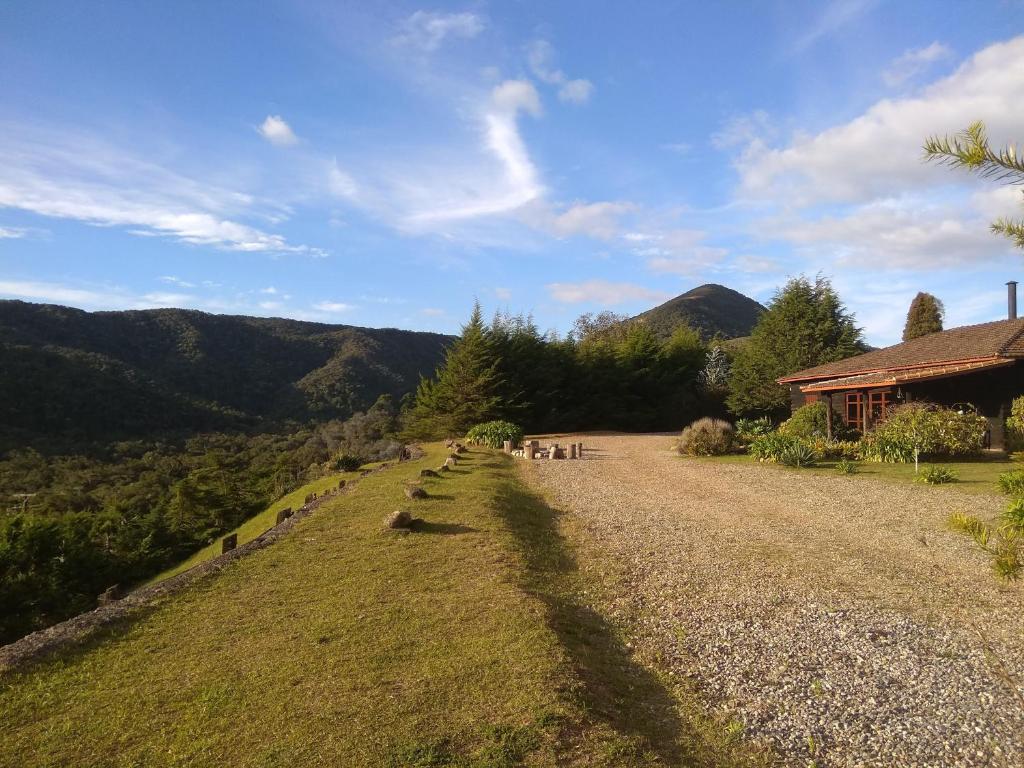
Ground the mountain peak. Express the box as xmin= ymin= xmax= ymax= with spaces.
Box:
xmin=632 ymin=284 xmax=765 ymax=340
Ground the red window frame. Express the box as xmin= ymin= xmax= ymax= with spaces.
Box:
xmin=845 ymin=392 xmax=864 ymax=431
xmin=869 ymin=391 xmax=892 ymax=424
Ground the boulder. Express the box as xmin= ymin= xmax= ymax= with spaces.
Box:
xmin=420 ymin=469 xmax=440 ymax=478
xmin=385 ymin=510 xmax=413 ymax=529
xmin=405 ymin=486 xmax=429 ymax=499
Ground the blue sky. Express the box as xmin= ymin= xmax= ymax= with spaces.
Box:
xmin=1 ymin=1 xmax=1023 ymax=345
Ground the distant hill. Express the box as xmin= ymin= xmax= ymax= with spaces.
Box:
xmin=0 ymin=301 xmax=451 ymax=452
xmin=633 ymin=284 xmax=765 ymax=340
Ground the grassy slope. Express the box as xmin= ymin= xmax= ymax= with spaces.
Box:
xmin=0 ymin=445 xmax=767 ymax=768
xmin=146 ymin=470 xmax=366 ymax=584
xmin=702 ymin=453 xmax=1016 ymax=496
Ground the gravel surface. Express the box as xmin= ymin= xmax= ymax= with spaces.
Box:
xmin=525 ymin=434 xmax=1024 ymax=767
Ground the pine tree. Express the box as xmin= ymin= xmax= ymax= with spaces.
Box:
xmin=726 ymin=275 xmax=864 ymax=416
xmin=902 ymin=292 xmax=944 ymax=341
xmin=402 ymin=303 xmax=505 ymax=439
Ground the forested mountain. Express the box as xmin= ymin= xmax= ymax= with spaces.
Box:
xmin=0 ymin=301 xmax=452 ymax=453
xmin=633 ymin=283 xmax=766 ymax=340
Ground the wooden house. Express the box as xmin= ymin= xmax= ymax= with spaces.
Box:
xmin=778 ymin=283 xmax=1024 ymax=449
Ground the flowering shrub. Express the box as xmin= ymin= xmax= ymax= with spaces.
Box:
xmin=860 ymin=403 xmax=986 ymax=464
xmin=677 ymin=418 xmax=735 ymax=456
xmin=465 ymin=420 xmax=524 ymax=449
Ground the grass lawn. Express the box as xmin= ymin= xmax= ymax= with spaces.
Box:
xmin=146 ymin=469 xmax=366 ymax=584
xmin=0 ymin=444 xmax=768 ymax=768
xmin=698 ymin=452 xmax=1017 ymax=495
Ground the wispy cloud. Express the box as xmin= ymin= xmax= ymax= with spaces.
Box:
xmin=312 ymin=300 xmax=355 ymax=313
xmin=0 ymin=226 xmax=27 ymax=239
xmin=882 ymin=42 xmax=952 ymax=87
xmin=792 ymin=0 xmax=878 ymax=52
xmin=547 ymin=279 xmax=668 ymax=306
xmin=0 ymin=124 xmax=325 ymax=256
xmin=257 ymin=115 xmax=299 ymax=146
xmin=394 ymin=10 xmax=484 ymax=52
xmin=159 ymin=275 xmax=196 ymax=288
xmin=525 ymin=39 xmax=594 ymax=105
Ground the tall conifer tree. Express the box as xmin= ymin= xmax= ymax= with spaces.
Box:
xmin=726 ymin=275 xmax=863 ymax=415
xmin=402 ymin=303 xmax=504 ymax=438
xmin=902 ymin=292 xmax=944 ymax=341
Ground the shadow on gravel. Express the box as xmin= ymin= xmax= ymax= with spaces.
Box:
xmin=489 ymin=458 xmax=688 ymax=763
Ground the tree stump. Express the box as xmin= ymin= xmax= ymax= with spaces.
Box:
xmin=222 ymin=533 xmax=238 ymax=553
xmin=275 ymin=507 xmax=293 ymax=525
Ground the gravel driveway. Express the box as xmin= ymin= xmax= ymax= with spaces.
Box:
xmin=524 ymin=434 xmax=1024 ymax=767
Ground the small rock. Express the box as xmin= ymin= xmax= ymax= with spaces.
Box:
xmin=405 ymin=486 xmax=429 ymax=499
xmin=420 ymin=469 xmax=440 ymax=478
xmin=384 ymin=510 xmax=413 ymax=529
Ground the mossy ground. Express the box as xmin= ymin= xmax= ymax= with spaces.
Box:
xmin=0 ymin=445 xmax=769 ymax=767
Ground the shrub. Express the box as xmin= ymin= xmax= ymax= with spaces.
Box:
xmin=860 ymin=403 xmax=987 ymax=465
xmin=779 ymin=440 xmax=818 ymax=468
xmin=748 ymin=432 xmax=801 ymax=463
xmin=735 ymin=416 xmax=773 ymax=444
xmin=806 ymin=438 xmax=861 ymax=461
xmin=333 ymin=454 xmax=363 ymax=472
xmin=778 ymin=401 xmax=858 ymax=441
xmin=465 ymin=420 xmax=524 ymax=449
xmin=998 ymin=468 xmax=1024 ymax=496
xmin=916 ymin=465 xmax=958 ymax=485
xmin=677 ymin=418 xmax=735 ymax=456
xmin=835 ymin=459 xmax=858 ymax=475
xmin=1008 ymin=396 xmax=1024 ymax=450
xmin=948 ymin=503 xmax=1024 ymax=581
xmin=1003 ymin=498 xmax=1024 ymax=530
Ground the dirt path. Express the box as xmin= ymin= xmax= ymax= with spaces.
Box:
xmin=524 ymin=434 xmax=1024 ymax=767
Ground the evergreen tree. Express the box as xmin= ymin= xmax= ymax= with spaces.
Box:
xmin=402 ymin=303 xmax=505 ymax=439
xmin=726 ymin=275 xmax=864 ymax=416
xmin=902 ymin=292 xmax=944 ymax=341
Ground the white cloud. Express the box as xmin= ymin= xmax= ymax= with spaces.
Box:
xmin=0 ymin=279 xmax=196 ymax=311
xmin=402 ymin=80 xmax=543 ymax=226
xmin=494 ymin=287 xmax=512 ymax=300
xmin=882 ymin=42 xmax=952 ymax=87
xmin=526 ymin=39 xmax=594 ymax=105
xmin=328 ymin=159 xmax=358 ymax=199
xmin=159 ymin=275 xmax=196 ymax=288
xmin=522 ymin=200 xmax=635 ymax=240
xmin=769 ymin=196 xmax=1014 ymax=269
xmin=312 ymin=301 xmax=355 ymax=313
xmin=712 ymin=110 xmax=775 ymax=150
xmin=623 ymin=228 xmax=728 ymax=275
xmin=792 ymin=0 xmax=879 ymax=52
xmin=734 ymin=255 xmax=781 ymax=274
xmin=260 ymin=286 xmax=279 ymax=294
xmin=546 ymin=279 xmax=669 ymax=305
xmin=0 ymin=226 xmax=27 ymax=239
xmin=737 ymin=37 xmax=1024 ymax=205
xmin=558 ymin=79 xmax=594 ymax=105
xmin=421 ymin=307 xmax=445 ymax=316
xmin=395 ymin=10 xmax=484 ymax=51
xmin=257 ymin=115 xmax=299 ymax=146
xmin=0 ymin=124 xmax=325 ymax=256
xmin=259 ymin=300 xmax=283 ymax=311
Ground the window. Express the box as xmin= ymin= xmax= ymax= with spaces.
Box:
xmin=869 ymin=391 xmax=892 ymax=424
xmin=845 ymin=392 xmax=863 ymax=431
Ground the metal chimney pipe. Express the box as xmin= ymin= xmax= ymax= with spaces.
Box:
xmin=1009 ymin=281 xmax=1018 ymax=320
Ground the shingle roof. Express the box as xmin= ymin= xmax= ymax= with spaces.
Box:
xmin=799 ymin=358 xmax=1015 ymax=392
xmin=779 ymin=317 xmax=1024 ymax=383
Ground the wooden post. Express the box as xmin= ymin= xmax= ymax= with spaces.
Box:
xmin=503 ymin=440 xmax=512 ymax=453
xmin=569 ymin=443 xmax=577 ymax=459
xmin=863 ymin=390 xmax=873 ymax=433
xmin=548 ymin=446 xmax=557 ymax=459
xmin=826 ymin=397 xmax=833 ymax=441
xmin=577 ymin=442 xmax=584 ymax=457
xmin=222 ymin=533 xmax=238 ymax=553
